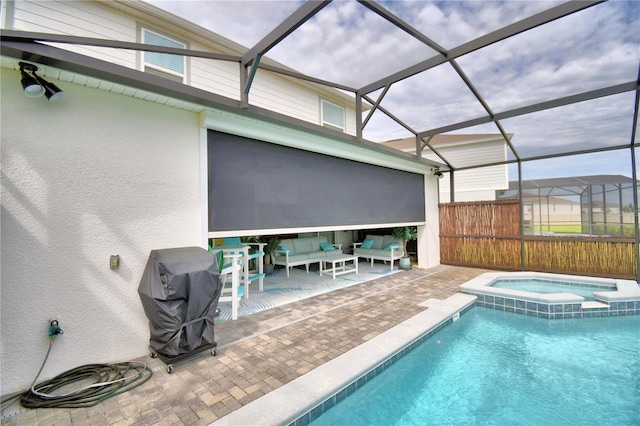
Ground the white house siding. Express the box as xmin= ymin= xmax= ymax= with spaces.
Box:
xmin=437 ymin=165 xmax=509 ymax=202
xmin=250 ymin=70 xmax=321 ymax=124
xmin=4 ymin=0 xmax=358 ymax=133
xmin=248 ymin=71 xmax=359 ymax=134
xmin=191 ymin=56 xmax=240 ymax=100
xmin=423 ymin=140 xmax=508 ymax=202
xmin=8 ymin=0 xmax=137 ymax=65
xmin=1 ymin=67 xmax=204 ymax=394
xmin=451 ymin=139 xmax=505 ymax=165
xmin=440 ymin=188 xmax=500 ymax=203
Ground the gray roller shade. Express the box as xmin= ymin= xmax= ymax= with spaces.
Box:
xmin=208 ymin=130 xmax=425 ymax=232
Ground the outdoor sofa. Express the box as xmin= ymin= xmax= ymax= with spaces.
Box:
xmin=273 ymin=236 xmax=342 ymax=277
xmin=353 ymin=234 xmax=403 ymax=270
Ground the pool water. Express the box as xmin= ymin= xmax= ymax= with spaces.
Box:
xmin=309 ymin=309 xmax=640 ymax=425
xmin=490 ymin=278 xmax=614 ymax=301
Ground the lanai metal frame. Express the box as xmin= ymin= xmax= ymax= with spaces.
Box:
xmin=1 ymin=0 xmax=638 ymax=279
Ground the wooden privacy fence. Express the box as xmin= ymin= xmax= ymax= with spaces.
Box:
xmin=439 ymin=201 xmax=637 ymax=279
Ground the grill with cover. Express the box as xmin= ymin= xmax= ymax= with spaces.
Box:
xmin=137 ymin=247 xmax=223 ymax=372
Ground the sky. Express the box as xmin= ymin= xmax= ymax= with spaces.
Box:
xmin=145 ymin=0 xmax=639 ymax=181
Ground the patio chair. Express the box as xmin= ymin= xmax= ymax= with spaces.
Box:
xmin=214 ymin=250 xmax=243 ymax=321
xmin=211 ymin=238 xmax=266 ymax=297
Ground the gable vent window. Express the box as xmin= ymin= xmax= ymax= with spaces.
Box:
xmin=142 ymin=29 xmax=186 ymax=83
xmin=321 ymin=100 xmax=345 ymax=132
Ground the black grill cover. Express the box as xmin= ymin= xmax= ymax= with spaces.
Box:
xmin=138 ymin=247 xmax=223 ymax=357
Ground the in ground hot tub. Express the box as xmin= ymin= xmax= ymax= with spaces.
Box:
xmin=460 ymin=272 xmax=640 ymax=319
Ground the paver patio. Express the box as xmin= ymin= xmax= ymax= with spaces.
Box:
xmin=1 ymin=264 xmax=487 ymax=426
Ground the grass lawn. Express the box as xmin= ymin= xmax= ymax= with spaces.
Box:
xmin=532 ymin=224 xmax=635 ymax=237
xmin=533 ymin=225 xmax=582 ymax=233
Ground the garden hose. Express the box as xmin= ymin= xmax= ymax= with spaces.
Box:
xmin=1 ymin=335 xmax=153 ymax=411
xmin=20 ymin=361 xmax=153 ymax=408
xmin=0 ymin=339 xmax=56 ymax=413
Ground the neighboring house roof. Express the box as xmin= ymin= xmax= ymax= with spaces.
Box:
xmin=379 ymin=134 xmax=512 ymax=153
xmin=498 ymin=175 xmax=637 ymax=202
xmin=508 ymin=175 xmax=636 ymax=191
xmin=380 ymin=134 xmax=513 ymax=177
xmin=499 ymin=175 xmax=636 ymax=197
xmin=522 ymin=195 xmax=580 ymax=205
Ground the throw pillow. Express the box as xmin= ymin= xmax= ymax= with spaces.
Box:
xmin=384 ymin=242 xmax=401 ymax=251
xmin=320 ymin=242 xmax=335 ymax=251
xmin=223 ymin=237 xmax=242 ymax=246
xmin=361 ymin=239 xmax=374 ymax=249
xmin=277 ymin=245 xmax=290 ymax=253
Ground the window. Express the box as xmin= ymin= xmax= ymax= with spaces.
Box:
xmin=321 ymin=100 xmax=345 ymax=131
xmin=142 ymin=28 xmax=186 ymax=83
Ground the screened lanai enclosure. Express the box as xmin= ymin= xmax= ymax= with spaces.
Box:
xmin=1 ymin=0 xmax=638 ymax=278
xmin=498 ymin=175 xmax=637 ymax=237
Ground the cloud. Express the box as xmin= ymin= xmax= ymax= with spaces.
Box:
xmin=455 ymin=1 xmax=640 ymax=112
xmin=266 ymin=1 xmax=436 ymax=87
xmin=145 ymin=0 xmax=302 ymax=47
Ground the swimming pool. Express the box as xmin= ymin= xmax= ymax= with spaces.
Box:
xmin=308 ymin=308 xmax=640 ymax=425
xmin=460 ymin=272 xmax=640 ymax=318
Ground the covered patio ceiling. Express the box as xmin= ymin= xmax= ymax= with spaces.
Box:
xmin=1 ymin=0 xmax=638 ymax=175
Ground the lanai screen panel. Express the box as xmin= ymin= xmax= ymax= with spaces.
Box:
xmin=208 ymin=130 xmax=425 ymax=232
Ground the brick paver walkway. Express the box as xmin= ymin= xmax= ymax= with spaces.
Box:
xmin=2 ymin=265 xmax=487 ymax=425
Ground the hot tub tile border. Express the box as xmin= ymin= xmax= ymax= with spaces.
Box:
xmin=461 ymin=272 xmax=639 ymax=319
xmin=467 ymin=291 xmax=639 ymax=318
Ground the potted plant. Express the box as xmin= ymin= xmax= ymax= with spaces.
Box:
xmin=262 ymin=237 xmax=281 ymax=275
xmin=392 ymin=227 xmax=417 ymax=270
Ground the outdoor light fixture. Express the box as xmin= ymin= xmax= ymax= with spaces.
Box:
xmin=433 ymin=170 xmax=444 ymax=179
xmin=19 ymin=62 xmax=64 ymax=102
xmin=20 ymin=62 xmax=44 ymax=97
xmin=34 ymin=73 xmax=65 ymax=102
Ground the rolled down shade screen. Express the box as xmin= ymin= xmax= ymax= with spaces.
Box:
xmin=208 ymin=130 xmax=425 ymax=232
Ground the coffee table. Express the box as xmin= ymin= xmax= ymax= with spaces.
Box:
xmin=319 ymin=254 xmax=358 ymax=279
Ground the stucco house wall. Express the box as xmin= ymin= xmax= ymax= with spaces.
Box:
xmin=1 ymin=67 xmax=205 ymax=393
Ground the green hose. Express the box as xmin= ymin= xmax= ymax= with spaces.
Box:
xmin=20 ymin=362 xmax=153 ymax=408
xmin=1 ymin=338 xmax=153 ymax=411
